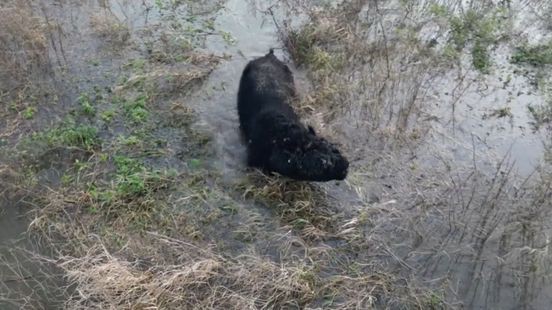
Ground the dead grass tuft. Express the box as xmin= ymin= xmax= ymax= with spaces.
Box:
xmin=115 ymin=61 xmax=220 ymax=97
xmin=278 ymin=1 xmax=446 ymax=141
xmin=59 ymin=235 xmax=316 ymax=309
xmin=236 ymin=172 xmax=340 ymax=240
xmin=0 ymin=1 xmax=49 ymax=91
xmin=90 ymin=12 xmax=130 ymax=46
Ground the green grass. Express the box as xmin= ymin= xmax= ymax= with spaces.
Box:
xmin=78 ymin=93 xmax=96 ymax=117
xmin=100 ymin=109 xmax=117 ymax=123
xmin=472 ymin=40 xmax=492 ymax=73
xmin=125 ymin=58 xmax=147 ymax=73
xmin=117 ymin=135 xmax=141 ymax=147
xmin=434 ymin=7 xmax=508 ymax=73
xmin=31 ymin=123 xmax=100 ymax=151
xmin=512 ymin=41 xmax=552 ymax=66
xmin=124 ymin=94 xmax=149 ymax=124
xmin=23 ymin=106 xmax=37 ymax=119
xmin=113 ymin=156 xmax=148 ymax=196
xmin=85 ymin=155 xmax=174 ymax=208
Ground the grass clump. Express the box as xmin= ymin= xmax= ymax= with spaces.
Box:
xmin=100 ymin=109 xmax=117 ymax=123
xmin=236 ymin=173 xmax=339 ymax=239
xmin=444 ymin=8 xmax=507 ymax=73
xmin=528 ymin=103 xmax=552 ymax=130
xmin=512 ymin=41 xmax=552 ymax=66
xmin=78 ymin=93 xmax=96 ymax=117
xmin=123 ymin=95 xmax=149 ymax=124
xmin=23 ymin=106 xmax=37 ymax=119
xmin=285 ymin=23 xmax=344 ymax=72
xmin=31 ymin=123 xmax=99 ymax=151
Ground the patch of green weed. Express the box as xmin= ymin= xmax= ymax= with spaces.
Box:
xmin=113 ymin=156 xmax=148 ymax=196
xmin=32 ymin=123 xmax=100 ymax=151
xmin=436 ymin=7 xmax=508 ymax=73
xmin=23 ymin=106 xmax=37 ymax=119
xmin=100 ymin=109 xmax=117 ymax=123
xmin=220 ymin=30 xmax=237 ymax=45
xmin=78 ymin=93 xmax=96 ymax=116
xmin=125 ymin=59 xmax=147 ymax=73
xmin=124 ymin=95 xmax=149 ymax=124
xmin=512 ymin=41 xmax=552 ymax=66
xmin=118 ymin=135 xmax=141 ymax=147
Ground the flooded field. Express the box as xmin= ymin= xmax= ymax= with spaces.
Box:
xmin=1 ymin=0 xmax=552 ymax=309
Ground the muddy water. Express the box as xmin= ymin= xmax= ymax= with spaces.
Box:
xmin=192 ymin=0 xmax=285 ymax=179
xmin=0 ymin=219 xmax=27 ymax=309
xmin=432 ymin=43 xmax=547 ymax=176
xmin=406 ymin=2 xmax=552 ymax=309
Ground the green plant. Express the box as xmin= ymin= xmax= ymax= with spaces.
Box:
xmin=32 ymin=123 xmax=100 ymax=150
xmin=445 ymin=8 xmax=506 ymax=72
xmin=512 ymin=41 xmax=552 ymax=66
xmin=110 ymin=156 xmax=148 ymax=197
xmin=125 ymin=58 xmax=146 ymax=72
xmin=100 ymin=109 xmax=117 ymax=123
xmin=23 ymin=106 xmax=36 ymax=119
xmin=78 ymin=93 xmax=96 ymax=116
xmin=124 ymin=95 xmax=149 ymax=123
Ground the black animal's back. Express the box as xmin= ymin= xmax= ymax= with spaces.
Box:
xmin=237 ymin=50 xmax=297 ymax=139
xmin=236 ymin=49 xmax=349 ymax=182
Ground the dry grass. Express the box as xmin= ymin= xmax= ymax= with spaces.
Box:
xmin=0 ymin=1 xmax=48 ymax=92
xmin=58 ymin=235 xmax=316 ymax=309
xmin=236 ymin=172 xmax=341 ymax=240
xmin=276 ymin=0 xmax=448 ymax=149
xmin=90 ymin=11 xmax=130 ymax=46
xmin=115 ymin=61 xmax=221 ymax=97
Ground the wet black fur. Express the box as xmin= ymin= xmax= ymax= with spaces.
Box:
xmin=237 ymin=49 xmax=349 ymax=182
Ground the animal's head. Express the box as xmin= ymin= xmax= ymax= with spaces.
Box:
xmin=268 ymin=126 xmax=349 ymax=182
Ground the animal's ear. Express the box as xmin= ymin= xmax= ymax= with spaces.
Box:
xmin=308 ymin=125 xmax=316 ymax=135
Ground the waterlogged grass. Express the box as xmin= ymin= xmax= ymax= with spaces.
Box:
xmin=430 ymin=4 xmax=509 ymax=72
xmin=512 ymin=41 xmax=552 ymax=66
xmin=285 ymin=24 xmax=343 ymax=72
xmin=6 ymin=1 xmax=535 ymax=309
xmin=235 ymin=173 xmax=339 ymax=239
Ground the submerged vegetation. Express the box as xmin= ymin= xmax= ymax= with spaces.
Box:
xmin=512 ymin=40 xmax=552 ymax=129
xmin=430 ymin=4 xmax=509 ymax=73
xmin=512 ymin=40 xmax=552 ymax=66
xmin=1 ymin=0 xmax=552 ymax=309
